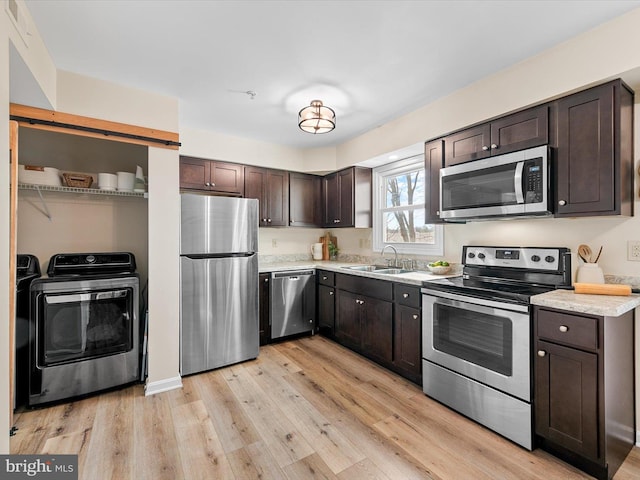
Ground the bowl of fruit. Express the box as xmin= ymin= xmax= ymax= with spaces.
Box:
xmin=427 ymin=260 xmax=451 ymax=275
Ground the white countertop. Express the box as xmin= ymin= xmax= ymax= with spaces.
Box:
xmin=259 ymin=260 xmax=458 ymax=286
xmin=531 ymin=289 xmax=640 ymax=317
xmin=262 ymin=261 xmax=640 ymax=316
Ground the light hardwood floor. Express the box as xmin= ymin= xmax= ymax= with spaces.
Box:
xmin=11 ymin=336 xmax=640 ymax=479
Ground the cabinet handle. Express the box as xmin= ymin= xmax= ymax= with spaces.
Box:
xmin=211 ymin=182 xmax=215 ymax=187
xmin=322 ymin=276 xmax=328 ymax=280
xmin=490 ymin=143 xmax=498 ymax=149
xmin=267 ymin=218 xmax=272 ymax=223
xmin=291 ymin=219 xmax=295 ymax=223
xmin=559 ymin=325 xmax=569 ymax=333
xmin=537 ymin=350 xmax=547 ymax=357
xmin=558 ymin=200 xmax=567 ymax=206
xmin=262 ymin=218 xmax=267 ymax=222
xmin=436 ymin=210 xmax=440 ymax=215
xmin=329 ymin=291 xmax=334 ymax=296
xmin=264 ymin=278 xmax=269 ymax=283
xmin=412 ymin=314 xmax=418 ymax=320
xmin=482 ymin=145 xmax=489 ymax=151
xmin=403 ymin=293 xmax=409 ymax=298
xmin=205 ymin=182 xmax=211 ymax=186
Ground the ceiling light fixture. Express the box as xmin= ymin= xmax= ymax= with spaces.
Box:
xmin=298 ymin=100 xmax=336 ymax=134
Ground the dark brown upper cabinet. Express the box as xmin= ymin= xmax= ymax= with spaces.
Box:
xmin=179 ymin=156 xmax=244 ymax=196
xmin=424 ymin=139 xmax=445 ymax=224
xmin=444 ymin=105 xmax=548 ymax=166
xmin=244 ymin=166 xmax=289 ymax=227
xmin=289 ymin=172 xmax=321 ymax=227
xmin=322 ymin=167 xmax=372 ymax=228
xmin=552 ymin=79 xmax=633 ymax=217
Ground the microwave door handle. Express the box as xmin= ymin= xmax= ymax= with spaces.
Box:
xmin=514 ymin=161 xmax=525 ymax=204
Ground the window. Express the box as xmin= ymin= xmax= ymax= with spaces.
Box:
xmin=372 ymin=155 xmax=443 ymax=255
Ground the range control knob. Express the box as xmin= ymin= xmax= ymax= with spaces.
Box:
xmin=545 ymin=255 xmax=555 ymax=263
xmin=531 ymin=255 xmax=541 ymax=262
xmin=478 ymin=253 xmax=486 ymax=260
xmin=86 ymin=255 xmax=96 ymax=264
xmin=468 ymin=252 xmax=476 ymax=259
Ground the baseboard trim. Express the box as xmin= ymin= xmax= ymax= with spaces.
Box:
xmin=144 ymin=375 xmax=183 ymax=396
xmin=636 ymin=430 xmax=640 ymax=447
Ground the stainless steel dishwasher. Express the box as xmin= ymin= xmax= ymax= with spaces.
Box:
xmin=270 ymin=270 xmax=315 ymax=340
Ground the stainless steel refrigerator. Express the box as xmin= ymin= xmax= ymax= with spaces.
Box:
xmin=180 ymin=194 xmax=259 ymax=375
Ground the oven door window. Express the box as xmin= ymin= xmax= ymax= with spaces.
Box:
xmin=38 ymin=289 xmax=134 ymax=366
xmin=442 ymin=163 xmax=519 ymax=211
xmin=433 ymin=303 xmax=512 ymax=376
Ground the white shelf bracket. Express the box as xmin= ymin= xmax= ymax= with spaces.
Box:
xmin=34 ymin=185 xmax=52 ymax=221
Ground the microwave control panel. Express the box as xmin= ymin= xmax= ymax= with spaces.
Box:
xmin=524 ymin=158 xmax=544 ymax=203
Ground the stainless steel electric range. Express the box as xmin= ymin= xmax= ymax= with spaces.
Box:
xmin=421 ymin=246 xmax=571 ymax=449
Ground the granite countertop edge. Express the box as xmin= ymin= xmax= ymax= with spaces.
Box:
xmin=262 ymin=261 xmax=640 ymax=316
xmin=259 ymin=260 xmax=458 ymax=286
xmin=531 ymin=289 xmax=640 ymax=317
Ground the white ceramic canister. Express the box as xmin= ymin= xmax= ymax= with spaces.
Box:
xmin=98 ymin=173 xmax=118 ymax=190
xmin=311 ymin=243 xmax=323 ymax=260
xmin=116 ymin=171 xmax=135 ymax=191
xmin=576 ymin=263 xmax=605 ymax=284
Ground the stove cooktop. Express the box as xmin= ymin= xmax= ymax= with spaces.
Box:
xmin=423 ymin=275 xmax=556 ymax=306
xmin=422 ymin=245 xmax=572 ymax=306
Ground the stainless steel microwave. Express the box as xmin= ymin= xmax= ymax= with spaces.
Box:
xmin=439 ymin=145 xmax=550 ymax=221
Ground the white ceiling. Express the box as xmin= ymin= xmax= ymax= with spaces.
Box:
xmin=19 ymin=0 xmax=640 ymax=150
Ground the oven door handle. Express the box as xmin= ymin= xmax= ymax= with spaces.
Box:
xmin=45 ymin=289 xmax=129 ymax=304
xmin=421 ymin=289 xmax=529 ymax=313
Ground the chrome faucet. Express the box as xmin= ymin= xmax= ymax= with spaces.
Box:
xmin=381 ymin=245 xmax=398 ymax=267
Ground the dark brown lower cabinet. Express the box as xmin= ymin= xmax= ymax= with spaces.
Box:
xmin=359 ymin=295 xmax=393 ymax=364
xmin=391 ymin=283 xmax=422 ymax=384
xmin=393 ymin=304 xmax=422 ymax=383
xmin=317 ymin=284 xmax=335 ymax=336
xmin=534 ymin=306 xmax=634 ymax=480
xmin=334 ymin=274 xmax=393 ymax=365
xmin=535 ymin=340 xmax=598 ymax=457
xmin=331 ymin=274 xmax=421 ymax=384
xmin=259 ymin=273 xmax=270 ymax=346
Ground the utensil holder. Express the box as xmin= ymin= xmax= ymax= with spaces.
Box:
xmin=576 ymin=263 xmax=605 ymax=284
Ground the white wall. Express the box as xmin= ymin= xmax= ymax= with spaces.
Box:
xmin=1 ymin=9 xmax=12 ymax=456
xmin=335 ymin=9 xmax=640 ymax=167
xmin=180 ymin=126 xmax=338 ymax=173
xmin=57 ymin=70 xmax=178 ymax=133
xmin=146 ymin=147 xmax=180 ymax=391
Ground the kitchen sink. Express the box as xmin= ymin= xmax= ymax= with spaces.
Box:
xmin=375 ymin=268 xmax=412 ymax=275
xmin=341 ymin=265 xmax=412 ymax=275
xmin=341 ymin=265 xmax=388 ymax=272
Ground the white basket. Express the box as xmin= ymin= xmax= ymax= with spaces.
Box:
xmin=18 ymin=165 xmax=62 ymax=186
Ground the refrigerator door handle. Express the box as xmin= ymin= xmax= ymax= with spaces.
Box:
xmin=182 ymin=252 xmax=255 ymax=260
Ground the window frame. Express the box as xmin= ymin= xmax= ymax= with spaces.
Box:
xmin=372 ymin=155 xmax=444 ymax=256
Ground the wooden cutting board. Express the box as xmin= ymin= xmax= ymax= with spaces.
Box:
xmin=320 ymin=234 xmax=337 ymax=260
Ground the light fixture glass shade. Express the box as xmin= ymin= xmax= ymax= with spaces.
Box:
xmin=298 ymin=100 xmax=336 ymax=134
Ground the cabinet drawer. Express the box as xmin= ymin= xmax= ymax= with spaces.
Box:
xmin=318 ymin=270 xmax=335 ymax=286
xmin=537 ymin=309 xmax=598 ymax=351
xmin=394 ymin=284 xmax=420 ymax=308
xmin=336 ymin=273 xmax=393 ymax=301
